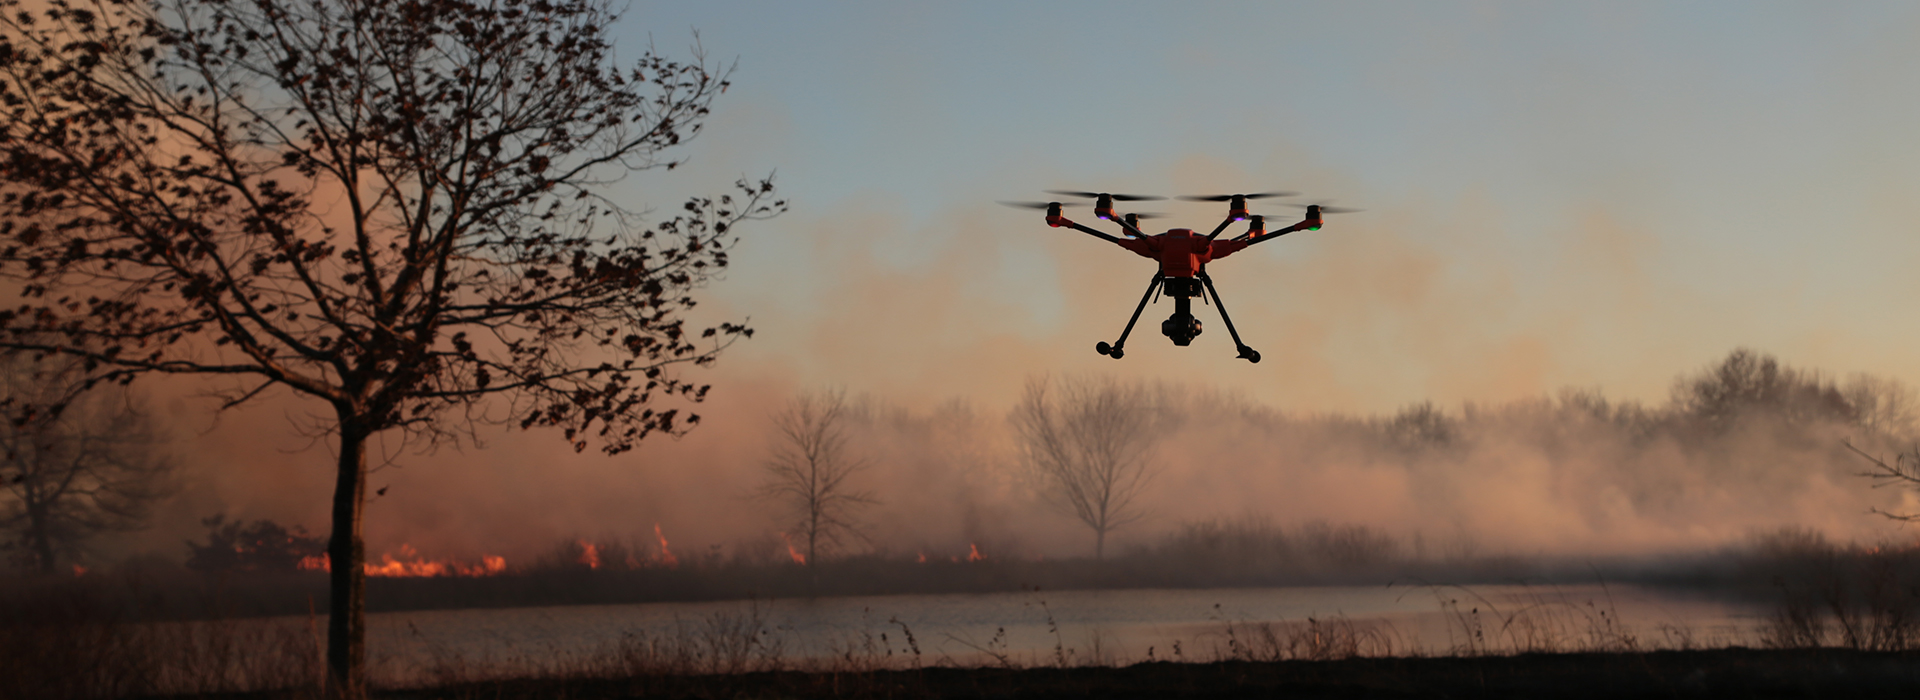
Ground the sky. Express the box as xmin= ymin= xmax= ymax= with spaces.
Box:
xmin=90 ymin=1 xmax=1920 ymax=563
xmin=618 ymin=1 xmax=1920 ymax=411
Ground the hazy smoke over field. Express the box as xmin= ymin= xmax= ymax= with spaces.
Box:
xmin=69 ymin=175 xmax=1920 ymax=569
xmin=102 ymin=347 xmax=1920 ymax=569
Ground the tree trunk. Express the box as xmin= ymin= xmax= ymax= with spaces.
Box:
xmin=325 ymin=414 xmax=370 ymax=698
xmin=27 ymin=505 xmax=56 ymax=575
xmin=807 ymin=510 xmax=819 ymax=567
xmin=1095 ymin=526 xmax=1106 ymax=561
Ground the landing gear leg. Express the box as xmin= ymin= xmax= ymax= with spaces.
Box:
xmin=1199 ymin=271 xmax=1260 ymax=363
xmin=1097 ymin=272 xmax=1163 ymax=360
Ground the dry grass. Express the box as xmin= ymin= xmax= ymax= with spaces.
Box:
xmin=1212 ymin=614 xmax=1403 ymax=662
xmin=0 ymin=578 xmax=320 ymax=699
xmin=1422 ymin=583 xmax=1647 ymax=656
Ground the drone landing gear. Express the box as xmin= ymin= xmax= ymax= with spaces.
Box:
xmin=1197 ymin=271 xmax=1259 ymax=363
xmin=1096 ymin=271 xmax=1163 ymax=360
xmin=1095 ymin=271 xmax=1261 ymax=363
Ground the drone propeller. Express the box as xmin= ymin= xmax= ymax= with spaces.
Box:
xmin=1176 ymin=191 xmax=1296 ymax=202
xmin=998 ymin=201 xmax=1066 ymax=210
xmin=1045 ymin=190 xmax=1165 ymax=202
xmin=1284 ymin=201 xmax=1363 ymax=214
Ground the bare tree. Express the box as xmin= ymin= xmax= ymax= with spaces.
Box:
xmin=0 ymin=0 xmax=782 ymax=693
xmin=0 ymin=355 xmax=176 ymax=574
xmin=1010 ymin=375 xmax=1157 ymax=559
xmin=1846 ymin=443 xmax=1920 ymax=523
xmin=761 ymin=389 xmax=875 ymax=566
xmin=1842 ymin=373 xmax=1920 ymax=523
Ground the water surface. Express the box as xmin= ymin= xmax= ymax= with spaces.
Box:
xmin=356 ymin=583 xmax=1767 ymax=685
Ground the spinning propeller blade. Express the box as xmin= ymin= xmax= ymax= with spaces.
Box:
xmin=1284 ymin=201 xmax=1363 ymax=214
xmin=998 ymin=201 xmax=1065 ymax=210
xmin=1176 ymin=191 xmax=1296 ymax=202
xmin=1045 ymin=190 xmax=1166 ymax=202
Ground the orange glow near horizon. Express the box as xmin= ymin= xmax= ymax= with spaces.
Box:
xmin=577 ymin=540 xmax=602 ymax=570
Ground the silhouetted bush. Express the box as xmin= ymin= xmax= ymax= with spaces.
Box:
xmin=1741 ymin=527 xmax=1920 ymax=650
xmin=185 ymin=514 xmax=326 ymax=573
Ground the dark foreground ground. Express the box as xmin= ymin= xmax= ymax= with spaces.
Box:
xmin=181 ymin=648 xmax=1920 ymax=700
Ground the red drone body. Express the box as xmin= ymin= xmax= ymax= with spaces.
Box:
xmin=1011 ymin=190 xmax=1355 ymax=363
xmin=1114 ymin=229 xmax=1249 ymax=278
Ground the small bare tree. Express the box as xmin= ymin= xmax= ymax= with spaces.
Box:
xmin=761 ymin=389 xmax=875 ymax=565
xmin=1010 ymin=375 xmax=1157 ymax=559
xmin=0 ymin=356 xmax=176 ymax=574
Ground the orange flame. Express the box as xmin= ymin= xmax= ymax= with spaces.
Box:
xmin=916 ymin=551 xmax=927 ymax=564
xmin=296 ymin=547 xmax=507 ymax=577
xmin=577 ymin=540 xmax=602 ymax=570
xmin=655 ymin=523 xmax=679 ymax=568
xmin=71 ymin=564 xmax=88 ymax=577
xmin=968 ymin=543 xmax=985 ymax=562
xmin=779 ymin=532 xmax=806 ymax=565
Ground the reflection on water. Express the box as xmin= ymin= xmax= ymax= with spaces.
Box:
xmin=345 ymin=584 xmax=1767 ymax=685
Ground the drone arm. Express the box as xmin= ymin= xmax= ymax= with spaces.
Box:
xmin=1205 ymin=217 xmax=1239 ymax=241
xmin=1240 ymin=218 xmax=1321 ymax=246
xmin=1240 ymin=227 xmax=1302 ymax=247
xmin=1051 ymin=215 xmax=1125 ymax=243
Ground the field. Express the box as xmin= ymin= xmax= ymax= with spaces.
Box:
xmin=6 ymin=524 xmax=1920 ymax=698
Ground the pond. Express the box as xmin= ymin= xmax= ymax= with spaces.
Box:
xmin=348 ymin=583 xmax=1766 ymax=685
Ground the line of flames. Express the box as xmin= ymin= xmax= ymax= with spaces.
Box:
xmin=298 ymin=544 xmax=506 ymax=577
xmin=297 ymin=523 xmax=687 ymax=577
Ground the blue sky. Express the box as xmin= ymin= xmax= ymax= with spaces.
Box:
xmin=585 ymin=2 xmax=1920 ymax=414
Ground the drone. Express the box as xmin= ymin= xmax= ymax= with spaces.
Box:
xmin=1002 ymin=190 xmax=1357 ymax=363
